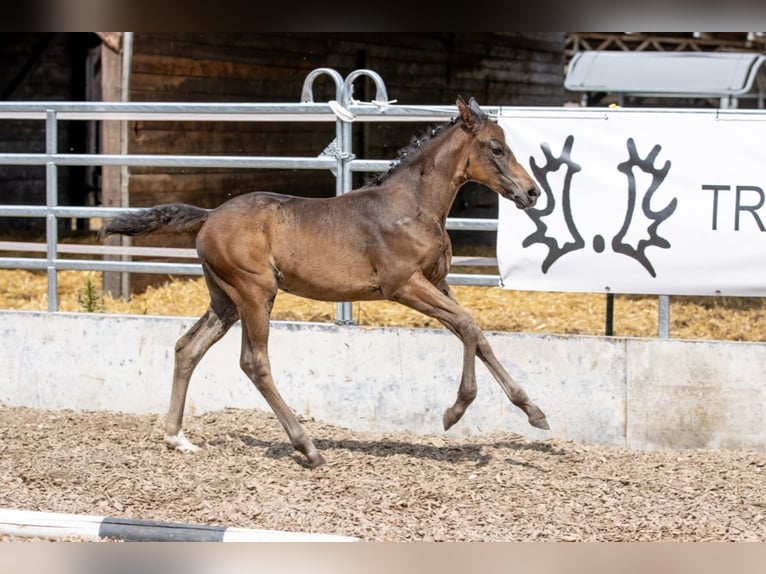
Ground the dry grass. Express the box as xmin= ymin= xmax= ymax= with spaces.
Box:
xmin=2 ymin=268 xmax=766 ymax=341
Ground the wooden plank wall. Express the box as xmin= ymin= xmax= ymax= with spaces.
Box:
xmin=0 ymin=33 xmax=96 ymax=233
xmin=122 ymin=33 xmax=564 ymax=210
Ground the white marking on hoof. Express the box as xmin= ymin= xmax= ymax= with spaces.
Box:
xmin=164 ymin=431 xmax=199 ymax=452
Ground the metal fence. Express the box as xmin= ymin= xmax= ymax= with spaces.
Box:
xmin=0 ymin=68 xmax=507 ymax=323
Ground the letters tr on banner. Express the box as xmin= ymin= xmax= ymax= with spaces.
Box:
xmin=497 ymin=108 xmax=766 ymax=297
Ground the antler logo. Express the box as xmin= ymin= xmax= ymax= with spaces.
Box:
xmin=523 ymin=135 xmax=676 ymax=277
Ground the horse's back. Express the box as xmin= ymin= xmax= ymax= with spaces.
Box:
xmin=196 ymin=192 xmax=369 ymax=297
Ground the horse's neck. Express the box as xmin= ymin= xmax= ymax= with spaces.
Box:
xmin=396 ymin=128 xmax=468 ymax=220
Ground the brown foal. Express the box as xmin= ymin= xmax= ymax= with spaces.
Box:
xmin=103 ymin=96 xmax=549 ymax=468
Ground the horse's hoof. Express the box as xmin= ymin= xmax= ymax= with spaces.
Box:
xmin=306 ymin=453 xmax=327 ymax=469
xmin=165 ymin=431 xmax=200 ymax=452
xmin=442 ymin=408 xmax=458 ymax=431
xmin=529 ymin=416 xmax=550 ymax=430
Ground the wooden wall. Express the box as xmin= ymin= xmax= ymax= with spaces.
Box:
xmin=118 ymin=33 xmax=565 ymax=209
xmin=0 ymin=33 xmax=99 ymax=233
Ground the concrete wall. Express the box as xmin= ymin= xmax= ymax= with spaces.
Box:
xmin=1 ymin=311 xmax=764 ymax=451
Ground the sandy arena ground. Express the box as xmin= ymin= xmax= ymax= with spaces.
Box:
xmin=1 ymin=404 xmax=765 ymax=542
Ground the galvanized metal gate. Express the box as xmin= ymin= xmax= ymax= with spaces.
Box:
xmin=0 ymin=68 xmax=502 ymax=323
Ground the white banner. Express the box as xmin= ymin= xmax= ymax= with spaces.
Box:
xmin=497 ymin=108 xmax=766 ymax=296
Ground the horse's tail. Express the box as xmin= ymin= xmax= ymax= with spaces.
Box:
xmin=101 ymin=203 xmax=210 ymax=238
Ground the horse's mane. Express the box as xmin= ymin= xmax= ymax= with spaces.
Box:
xmin=366 ymin=117 xmax=459 ymax=186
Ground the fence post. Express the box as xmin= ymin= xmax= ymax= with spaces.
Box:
xmin=300 ymin=67 xmax=355 ymax=324
xmin=45 ymin=109 xmax=59 ymax=312
xmin=335 ymin=80 xmax=354 ymax=324
xmin=119 ymin=32 xmax=134 ymax=300
xmin=333 ymin=69 xmax=391 ymax=325
xmin=605 ymin=292 xmax=614 ymax=336
xmin=658 ymin=295 xmax=670 ymax=338
xmin=334 ymin=112 xmax=355 ymax=324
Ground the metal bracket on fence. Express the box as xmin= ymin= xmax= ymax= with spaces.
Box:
xmin=318 ymin=138 xmax=355 ymax=177
xmin=318 ymin=138 xmax=354 ymax=161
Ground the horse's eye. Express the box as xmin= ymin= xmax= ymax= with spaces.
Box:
xmin=491 ymin=146 xmax=504 ymax=157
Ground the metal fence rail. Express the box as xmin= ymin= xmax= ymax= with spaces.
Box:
xmin=0 ymin=68 xmax=509 ymax=322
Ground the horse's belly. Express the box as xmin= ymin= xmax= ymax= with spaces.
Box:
xmin=276 ymin=263 xmax=383 ymax=302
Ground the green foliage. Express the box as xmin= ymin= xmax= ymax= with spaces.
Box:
xmin=77 ymin=278 xmax=105 ymax=313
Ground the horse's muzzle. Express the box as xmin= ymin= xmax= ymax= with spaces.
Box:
xmin=512 ymin=186 xmax=540 ymax=209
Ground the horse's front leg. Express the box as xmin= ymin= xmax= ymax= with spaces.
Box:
xmin=391 ymin=274 xmax=481 ymax=430
xmin=476 ymin=336 xmax=549 ymax=429
xmin=436 ymin=279 xmax=549 ymax=431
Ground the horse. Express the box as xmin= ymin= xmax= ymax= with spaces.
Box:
xmin=102 ymin=96 xmax=549 ymax=468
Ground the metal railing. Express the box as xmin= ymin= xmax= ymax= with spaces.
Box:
xmin=0 ymin=68 xmax=506 ymax=322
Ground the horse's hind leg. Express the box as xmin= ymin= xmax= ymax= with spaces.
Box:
xmin=165 ymin=285 xmax=238 ymax=451
xmin=237 ymin=287 xmax=326 ymax=468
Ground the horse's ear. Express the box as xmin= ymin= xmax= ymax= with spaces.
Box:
xmin=456 ymin=95 xmax=481 ymax=132
xmin=468 ymin=97 xmax=488 ymax=119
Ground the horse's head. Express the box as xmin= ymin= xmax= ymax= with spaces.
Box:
xmin=456 ymin=96 xmax=539 ymax=209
